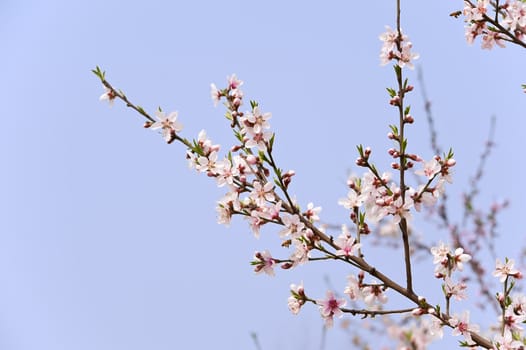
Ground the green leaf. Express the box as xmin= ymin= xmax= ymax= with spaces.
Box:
xmin=356 ymin=144 xmax=364 ymax=156
xmin=389 ymin=124 xmax=399 ymax=135
xmin=91 ymin=66 xmax=105 ymax=80
xmin=269 ymin=133 xmax=275 ymax=151
xmin=258 ymin=151 xmax=270 ymax=164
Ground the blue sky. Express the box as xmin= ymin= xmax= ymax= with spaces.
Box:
xmin=1 ymin=1 xmax=525 ymax=349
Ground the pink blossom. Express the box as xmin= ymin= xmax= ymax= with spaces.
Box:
xmin=210 ymin=83 xmax=221 ymax=106
xmin=227 ymin=74 xmax=243 ymax=90
xmin=503 ymin=1 xmax=526 ymax=33
xmin=303 ymin=202 xmax=321 ymax=222
xmin=379 ymin=26 xmax=399 ymax=53
xmin=288 ymin=282 xmax=305 ymax=315
xmin=494 ymin=258 xmax=522 ymax=283
xmin=511 ymin=293 xmax=526 ymax=315
xmin=244 ymin=130 xmax=273 ymax=150
xmin=99 ymin=86 xmax=116 ymax=106
xmin=240 ymin=106 xmax=271 ymax=135
xmin=317 ymin=290 xmax=346 ymax=328
xmin=215 ymin=158 xmax=239 ymax=187
xmin=216 ymin=191 xmax=239 ymax=226
xmin=344 ymin=274 xmax=362 ymax=301
xmin=444 ymin=277 xmax=468 ymax=301
xmin=288 ymin=240 xmax=310 ymax=267
xmin=429 ymin=319 xmax=444 ymax=340
xmin=249 ymin=181 xmax=275 ymax=207
xmin=196 ymin=151 xmax=221 ymax=174
xmin=431 ymin=242 xmax=450 ymax=265
xmin=493 ymin=331 xmax=524 ymax=350
xmin=362 ymin=283 xmax=388 ymax=307
xmin=397 ymin=41 xmax=420 ymax=69
xmin=279 ymin=214 xmax=305 ymax=238
xmin=450 ymin=311 xmax=480 ymax=345
xmin=247 ymin=209 xmax=265 ymax=238
xmin=500 ymin=308 xmax=526 ymax=334
xmin=452 ymin=247 xmax=472 ymax=271
xmin=481 ymin=31 xmax=506 ymax=49
xmin=259 ymin=201 xmax=283 ymax=222
xmin=416 ymin=158 xmax=441 ymax=180
xmin=338 ymin=189 xmax=364 ymax=209
xmin=463 ymin=0 xmax=489 ymax=22
xmin=465 ymin=21 xmax=486 ymax=45
xmin=252 ymin=250 xmax=276 ymax=276
xmin=150 ymin=110 xmax=183 ymax=143
xmin=334 ymin=232 xmax=361 ymax=257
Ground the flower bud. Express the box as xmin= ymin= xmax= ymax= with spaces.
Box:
xmin=281 ymin=262 xmax=293 ymax=270
xmin=412 ymin=308 xmax=426 ymax=316
xmin=389 ymin=96 xmax=400 ymax=106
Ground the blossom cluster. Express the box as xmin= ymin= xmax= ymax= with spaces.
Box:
xmin=379 ymin=26 xmax=419 ymax=68
xmin=287 ymin=271 xmax=390 ymax=328
xmin=463 ymin=0 xmax=526 ymax=49
xmin=338 ymin=154 xmax=455 ymax=228
xmin=492 ymin=259 xmax=525 ymax=350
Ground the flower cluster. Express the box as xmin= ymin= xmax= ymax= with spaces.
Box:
xmin=345 ymin=272 xmax=388 ymax=308
xmin=338 ymin=152 xmax=455 ymax=227
xmin=430 ymin=242 xmax=472 ymax=279
xmin=388 ymin=318 xmax=444 ymax=349
xmin=379 ymin=26 xmax=419 ymax=68
xmin=463 ymin=0 xmax=526 ymax=49
xmin=492 ymin=259 xmax=525 ymax=349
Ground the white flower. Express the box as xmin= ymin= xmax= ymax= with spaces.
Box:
xmin=150 ymin=110 xmax=183 ymax=143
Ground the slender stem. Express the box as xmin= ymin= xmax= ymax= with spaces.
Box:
xmin=501 ymin=277 xmax=508 ymax=336
xmin=340 ymin=307 xmax=415 ymax=317
xmin=266 ymin=148 xmax=298 ymax=213
xmin=395 ymin=0 xmax=413 ymax=295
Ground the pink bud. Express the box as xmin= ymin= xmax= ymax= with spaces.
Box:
xmin=281 ymin=262 xmax=293 ymax=270
xmin=389 ymin=96 xmax=400 ymax=106
xmin=412 ymin=308 xmax=426 ymax=316
xmin=404 ymin=115 xmax=414 ymax=123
